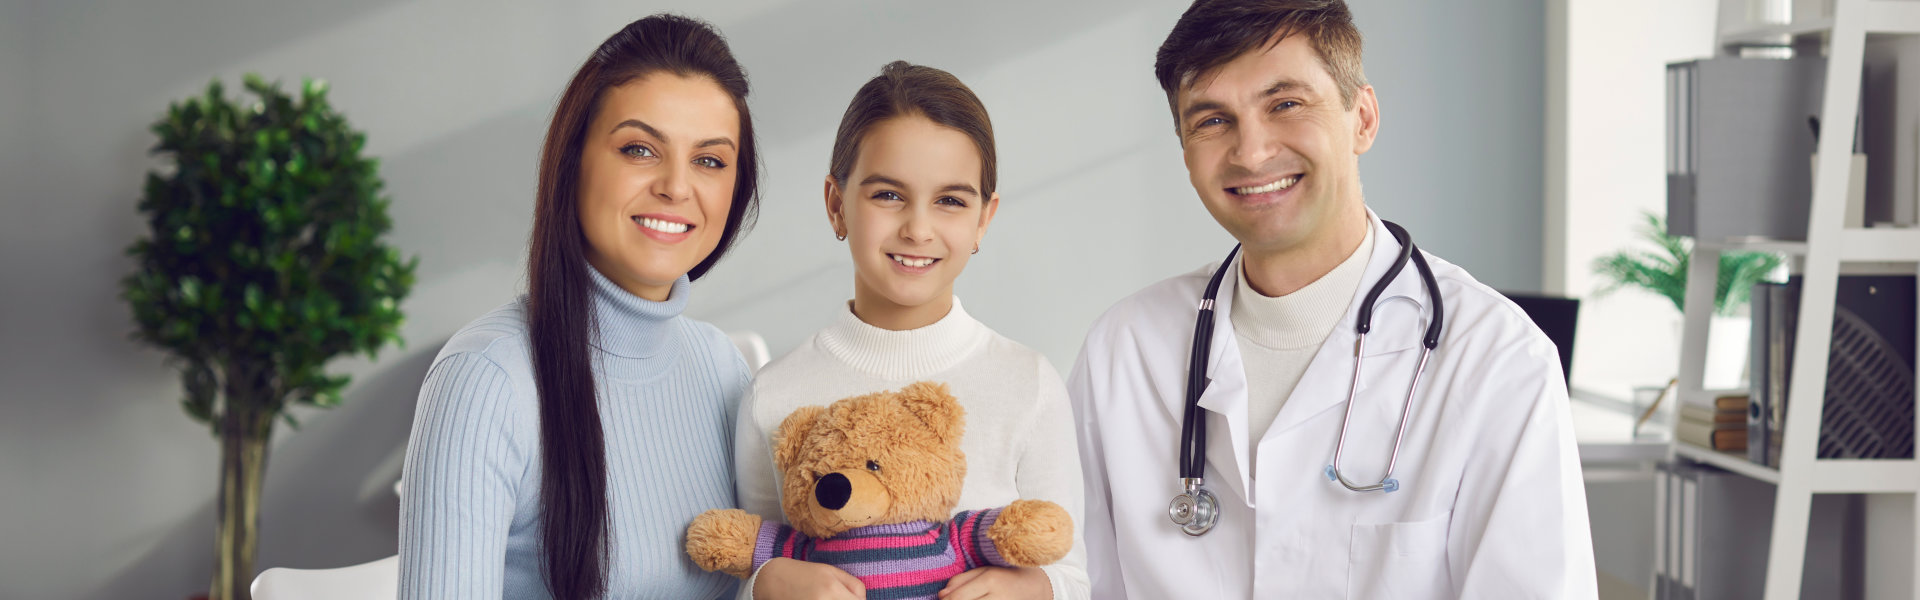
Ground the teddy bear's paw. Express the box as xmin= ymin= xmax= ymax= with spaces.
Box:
xmin=685 ymin=509 xmax=761 ymax=578
xmin=987 ymin=499 xmax=1074 ymax=567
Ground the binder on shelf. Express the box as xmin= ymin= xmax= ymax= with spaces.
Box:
xmin=1748 ymin=280 xmax=1796 ymax=467
xmin=1745 ymin=275 xmax=1915 ymax=463
xmin=1659 ymin=458 xmax=1861 ymax=599
xmin=1665 ymin=57 xmax=1831 ymax=242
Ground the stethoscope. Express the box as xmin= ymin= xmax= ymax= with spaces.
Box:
xmin=1168 ymin=220 xmax=1445 ymax=537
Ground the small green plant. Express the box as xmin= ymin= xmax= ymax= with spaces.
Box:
xmin=1592 ymin=211 xmax=1782 ymax=316
xmin=121 ymin=74 xmax=416 ymax=600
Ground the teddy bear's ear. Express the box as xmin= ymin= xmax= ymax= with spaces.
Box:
xmin=897 ymin=381 xmax=965 ymax=448
xmin=771 ymin=405 xmax=826 ymax=469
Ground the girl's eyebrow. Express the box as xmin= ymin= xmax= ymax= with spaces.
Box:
xmin=859 ymin=173 xmax=979 ymax=197
xmin=858 ymin=174 xmax=907 ymax=188
xmin=935 ymin=183 xmax=979 ymax=197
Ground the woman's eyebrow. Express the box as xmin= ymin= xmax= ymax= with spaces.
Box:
xmin=609 ymin=118 xmax=664 ymax=139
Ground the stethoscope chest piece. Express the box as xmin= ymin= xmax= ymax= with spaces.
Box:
xmin=1168 ymin=478 xmax=1219 ymax=536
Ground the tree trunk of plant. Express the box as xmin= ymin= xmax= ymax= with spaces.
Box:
xmin=211 ymin=402 xmax=271 ymax=600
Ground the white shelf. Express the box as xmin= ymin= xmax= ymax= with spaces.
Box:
xmin=1865 ymin=0 xmax=1920 ymax=34
xmin=1674 ymin=441 xmax=1782 ymax=484
xmin=1672 ymin=443 xmax=1917 ymax=493
xmin=1718 ymin=1 xmax=1920 ymax=45
xmin=1694 ymin=229 xmax=1920 ymax=262
xmin=1719 ymin=18 xmax=1834 ymax=46
xmin=1839 ymin=228 xmax=1920 ymax=261
xmin=1695 ymin=237 xmax=1809 ymax=255
xmin=1805 ymin=458 xmax=1920 ymax=492
xmin=1671 ymin=3 xmax=1919 ymax=596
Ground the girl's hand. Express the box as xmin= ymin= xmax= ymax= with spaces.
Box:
xmin=752 ymin=557 xmax=866 ymax=600
xmin=937 ymin=566 xmax=1051 ymax=600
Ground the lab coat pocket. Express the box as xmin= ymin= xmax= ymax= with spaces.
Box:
xmin=1347 ymin=511 xmax=1452 ymax=600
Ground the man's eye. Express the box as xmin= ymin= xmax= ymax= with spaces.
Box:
xmin=1274 ymin=101 xmax=1301 ymax=112
xmin=621 ymin=144 xmax=654 ymax=158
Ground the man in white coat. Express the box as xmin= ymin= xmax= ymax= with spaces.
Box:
xmin=1067 ymin=1 xmax=1599 ymax=598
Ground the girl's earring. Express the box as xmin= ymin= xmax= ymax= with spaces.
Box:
xmin=837 ymin=233 xmax=847 ymax=241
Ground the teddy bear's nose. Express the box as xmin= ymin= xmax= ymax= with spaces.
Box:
xmin=814 ymin=472 xmax=852 ymax=510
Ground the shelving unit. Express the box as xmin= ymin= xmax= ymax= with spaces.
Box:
xmin=1667 ymin=2 xmax=1920 ymax=598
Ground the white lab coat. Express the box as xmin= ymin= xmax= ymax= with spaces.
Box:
xmin=1068 ymin=213 xmax=1598 ymax=599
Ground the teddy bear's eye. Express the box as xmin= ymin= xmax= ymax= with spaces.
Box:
xmin=866 ymin=460 xmax=881 ymax=472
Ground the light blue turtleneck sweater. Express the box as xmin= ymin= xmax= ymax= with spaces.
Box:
xmin=399 ymin=267 xmax=749 ymax=599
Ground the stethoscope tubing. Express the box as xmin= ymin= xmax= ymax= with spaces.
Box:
xmin=1174 ymin=220 xmax=1445 ymax=535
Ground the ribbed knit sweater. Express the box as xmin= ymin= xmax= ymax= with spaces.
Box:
xmin=1232 ymin=214 xmax=1374 ymax=475
xmin=399 ymin=266 xmax=751 ymax=599
xmin=750 ymin=509 xmax=1012 ymax=600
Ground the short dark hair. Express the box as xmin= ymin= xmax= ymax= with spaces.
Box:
xmin=1154 ymin=0 xmax=1367 ymax=124
xmin=829 ymin=61 xmax=997 ymax=196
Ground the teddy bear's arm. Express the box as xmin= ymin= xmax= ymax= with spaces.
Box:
xmin=950 ymin=508 xmax=1012 ymax=569
xmin=950 ymin=501 xmax=1075 ymax=569
xmin=749 ymin=520 xmax=816 ymax=572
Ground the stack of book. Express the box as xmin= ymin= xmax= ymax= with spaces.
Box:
xmin=1678 ymin=393 xmax=1747 ymax=452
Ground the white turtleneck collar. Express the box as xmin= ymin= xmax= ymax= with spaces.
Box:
xmin=815 ymin=297 xmax=992 ymax=381
xmin=1232 ymin=214 xmax=1376 ymax=350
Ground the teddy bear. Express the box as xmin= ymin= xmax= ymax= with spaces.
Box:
xmin=684 ymin=381 xmax=1073 ymax=596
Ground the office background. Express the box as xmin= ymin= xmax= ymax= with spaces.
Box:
xmin=2 ymin=0 xmax=1552 ymax=597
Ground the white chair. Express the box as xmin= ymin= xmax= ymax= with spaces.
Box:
xmin=250 ymin=554 xmax=398 ymax=600
xmin=729 ymin=330 xmax=771 ymax=373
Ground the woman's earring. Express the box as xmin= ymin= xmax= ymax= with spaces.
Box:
xmin=972 ymin=244 xmax=980 ymax=255
xmin=836 ymin=233 xmax=847 ymax=241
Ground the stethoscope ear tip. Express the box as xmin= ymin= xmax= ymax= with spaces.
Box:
xmin=1323 ymin=465 xmax=1337 ymax=481
xmin=1383 ymin=478 xmax=1401 ymax=493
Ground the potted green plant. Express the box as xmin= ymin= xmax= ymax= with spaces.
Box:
xmin=121 ymin=75 xmax=417 ymax=600
xmin=1592 ymin=210 xmax=1782 ymax=388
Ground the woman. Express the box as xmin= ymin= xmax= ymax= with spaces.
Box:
xmin=733 ymin=61 xmax=1090 ymax=600
xmin=399 ymin=14 xmax=759 ymax=599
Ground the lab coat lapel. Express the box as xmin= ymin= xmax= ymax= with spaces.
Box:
xmin=1266 ymin=211 xmax=1431 ymax=436
xmin=1149 ymin=258 xmax=1253 ymax=507
xmin=1196 ymin=270 xmax=1253 ymax=507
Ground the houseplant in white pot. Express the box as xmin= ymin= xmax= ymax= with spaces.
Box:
xmin=1593 ymin=211 xmax=1781 ymax=389
xmin=121 ymin=75 xmax=416 ymax=600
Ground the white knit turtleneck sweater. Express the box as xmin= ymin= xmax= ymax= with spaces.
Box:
xmin=1232 ymin=216 xmax=1375 ymax=474
xmin=732 ymin=298 xmax=1089 ymax=600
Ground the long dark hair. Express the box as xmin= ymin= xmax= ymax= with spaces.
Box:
xmin=525 ymin=14 xmax=758 ymax=599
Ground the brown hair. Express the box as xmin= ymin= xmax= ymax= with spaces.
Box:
xmin=526 ymin=13 xmax=757 ymax=600
xmin=828 ymin=60 xmax=996 ymax=196
xmin=1154 ymin=0 xmax=1367 ymax=121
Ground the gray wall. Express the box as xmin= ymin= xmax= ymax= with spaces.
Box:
xmin=0 ymin=1 xmax=1544 ymax=598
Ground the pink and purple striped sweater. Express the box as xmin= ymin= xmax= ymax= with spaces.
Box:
xmin=750 ymin=508 xmax=1011 ymax=600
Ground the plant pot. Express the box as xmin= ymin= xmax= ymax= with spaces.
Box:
xmin=1703 ymin=314 xmax=1751 ymax=390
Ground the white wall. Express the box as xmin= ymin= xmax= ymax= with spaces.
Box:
xmin=1558 ymin=0 xmax=1721 ymax=399
xmin=0 ymin=1 xmax=1546 ymax=598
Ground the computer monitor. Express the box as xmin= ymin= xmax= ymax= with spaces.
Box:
xmin=1500 ymin=292 xmax=1579 ymax=391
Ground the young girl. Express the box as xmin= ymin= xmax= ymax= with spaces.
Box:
xmin=400 ymin=15 xmax=760 ymax=599
xmin=733 ymin=61 xmax=1089 ymax=600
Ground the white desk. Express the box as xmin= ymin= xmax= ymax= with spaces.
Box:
xmin=1573 ymin=399 xmax=1669 ymax=482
